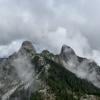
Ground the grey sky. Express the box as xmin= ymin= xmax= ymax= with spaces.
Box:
xmin=0 ymin=0 xmax=100 ymax=64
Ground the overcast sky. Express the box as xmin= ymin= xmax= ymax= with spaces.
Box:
xmin=0 ymin=0 xmax=100 ymax=64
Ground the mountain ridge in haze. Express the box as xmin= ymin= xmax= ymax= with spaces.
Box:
xmin=0 ymin=40 xmax=100 ymax=100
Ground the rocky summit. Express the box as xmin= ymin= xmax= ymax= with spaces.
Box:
xmin=0 ymin=41 xmax=100 ymax=100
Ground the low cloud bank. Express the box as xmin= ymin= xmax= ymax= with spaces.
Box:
xmin=0 ymin=0 xmax=99 ymax=65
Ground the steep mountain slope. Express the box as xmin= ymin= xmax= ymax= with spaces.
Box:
xmin=0 ymin=41 xmax=100 ymax=100
xmin=59 ymin=45 xmax=100 ymax=88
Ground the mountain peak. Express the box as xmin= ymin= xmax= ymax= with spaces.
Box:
xmin=61 ymin=45 xmax=75 ymax=55
xmin=60 ymin=45 xmax=78 ymax=66
xmin=60 ymin=45 xmax=76 ymax=61
xmin=22 ymin=41 xmax=35 ymax=50
xmin=18 ymin=41 xmax=36 ymax=56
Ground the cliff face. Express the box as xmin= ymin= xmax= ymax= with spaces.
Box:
xmin=0 ymin=41 xmax=37 ymax=100
xmin=0 ymin=41 xmax=100 ymax=100
xmin=59 ymin=45 xmax=100 ymax=88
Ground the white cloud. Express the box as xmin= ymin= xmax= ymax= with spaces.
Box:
xmin=0 ymin=40 xmax=23 ymax=58
xmin=0 ymin=0 xmax=99 ymax=65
